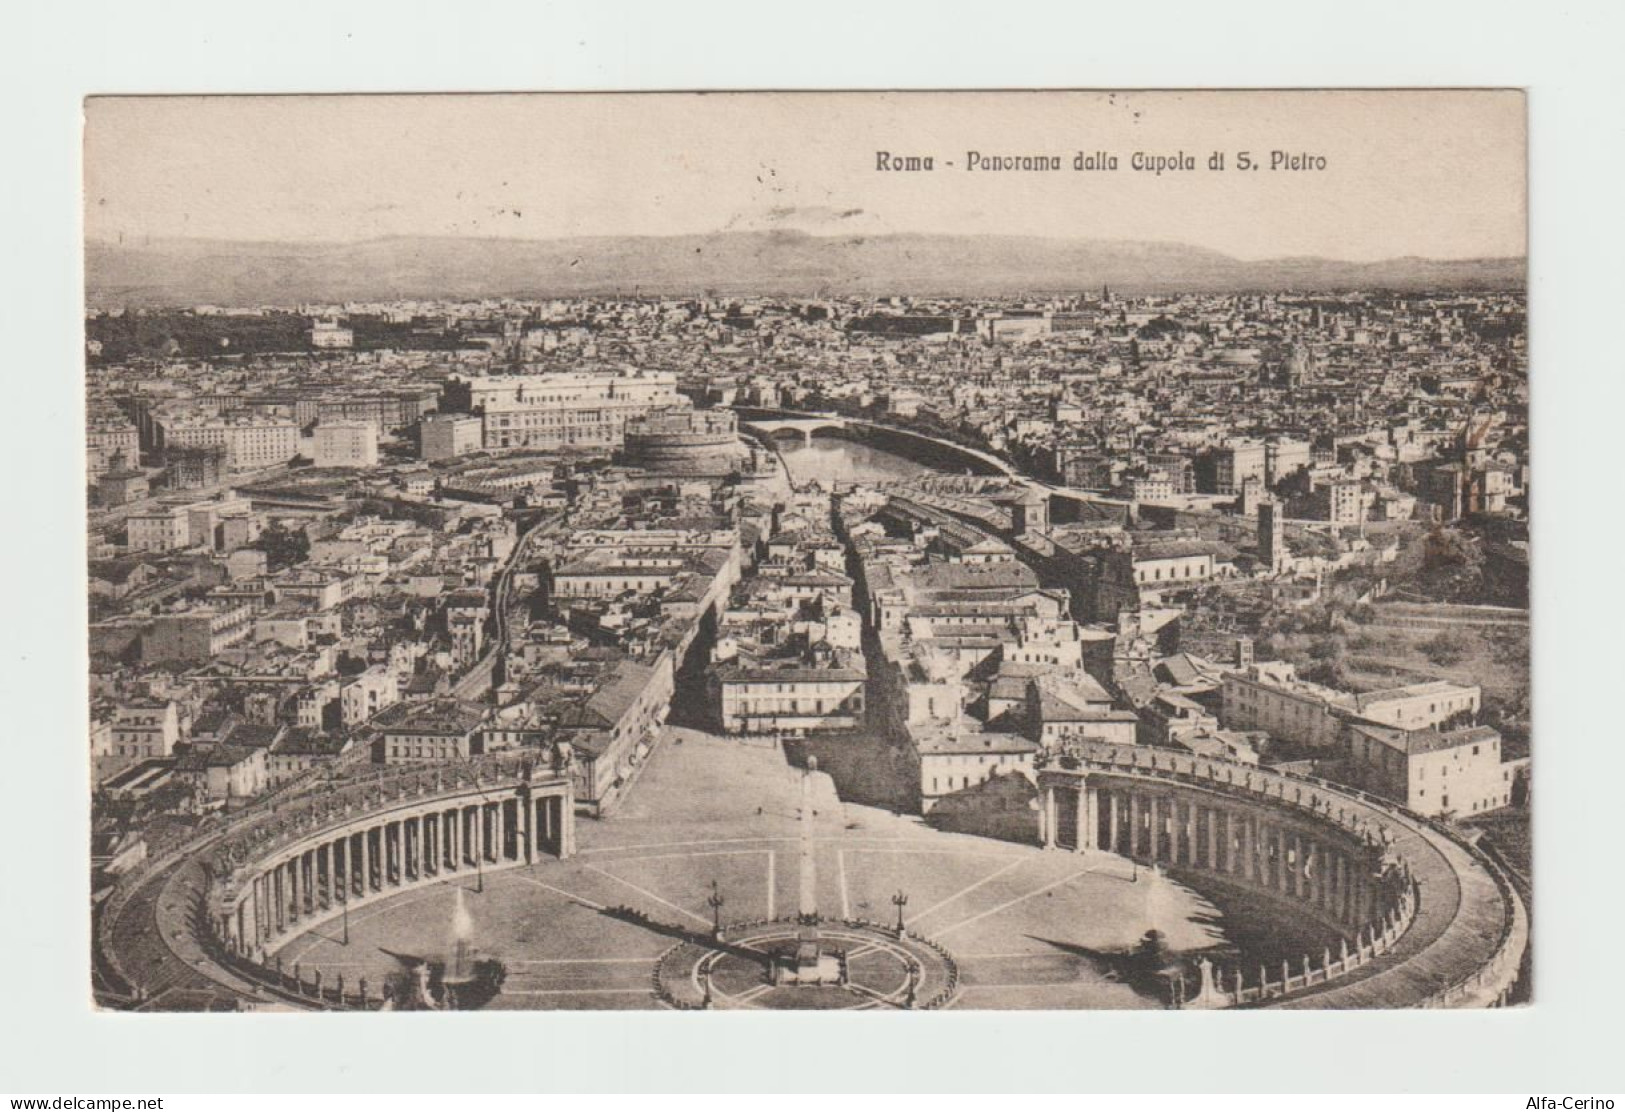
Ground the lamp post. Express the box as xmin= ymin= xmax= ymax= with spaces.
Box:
xmin=891 ymin=890 xmax=909 ymax=938
xmin=708 ymin=880 xmax=726 ymax=942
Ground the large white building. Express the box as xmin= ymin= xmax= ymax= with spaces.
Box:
xmin=86 ymin=420 xmax=140 ymax=478
xmin=310 ymin=319 xmax=354 ymax=349
xmin=420 ymin=413 xmax=484 ymax=461
xmin=99 ymin=701 xmax=181 ymax=765
xmin=444 ymin=370 xmax=680 ymax=451
xmin=1345 ymin=722 xmax=1519 ymax=818
xmin=126 ymin=505 xmax=193 ymax=553
xmin=714 ymin=660 xmax=867 ymax=737
xmin=159 ymin=414 xmax=300 ymax=471
xmin=1215 ymin=439 xmax=1267 ymax=495
xmin=1222 ymin=662 xmax=1481 ymax=751
xmin=313 ymin=421 xmax=379 ymax=468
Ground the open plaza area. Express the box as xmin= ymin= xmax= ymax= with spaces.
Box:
xmin=274 ymin=729 xmax=1327 ymax=1010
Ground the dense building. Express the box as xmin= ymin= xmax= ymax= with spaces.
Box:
xmin=144 ymin=604 xmax=254 ymax=662
xmin=1314 ymin=478 xmax=1364 ymax=525
xmin=98 ymin=469 xmax=149 ymax=506
xmin=914 ymin=728 xmax=1039 ymax=813
xmin=420 ymin=413 xmax=484 ymax=460
xmin=1259 ymin=499 xmax=1287 ymax=573
xmin=1222 ymin=662 xmax=1481 ymax=751
xmin=267 ymin=730 xmax=354 ymax=785
xmin=341 ymin=666 xmax=400 ymax=726
xmin=1214 ymin=439 xmax=1267 ymax=495
xmin=87 ymin=419 xmax=140 ymax=478
xmin=373 ymin=698 xmax=488 ymax=764
xmin=714 ymin=658 xmax=867 ymax=736
xmin=125 ymin=505 xmax=192 ymax=553
xmin=158 ymin=414 xmax=300 ymax=471
xmin=309 ymin=319 xmax=354 ymax=348
xmin=1091 ymin=538 xmax=1223 ymax=620
xmin=1344 ymin=721 xmax=1520 ymax=818
xmin=161 ymin=445 xmax=228 ymax=490
xmin=558 ymin=659 xmax=673 ymax=813
xmin=175 ymin=744 xmax=269 ymax=802
xmin=98 ymin=701 xmax=181 ymax=767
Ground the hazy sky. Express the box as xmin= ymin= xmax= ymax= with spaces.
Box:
xmin=84 ymin=91 xmax=1525 ymax=261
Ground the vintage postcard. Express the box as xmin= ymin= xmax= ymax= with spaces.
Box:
xmin=86 ymin=90 xmax=1528 ymax=1012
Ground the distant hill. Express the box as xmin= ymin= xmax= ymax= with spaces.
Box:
xmin=84 ymin=231 xmax=1525 ymax=308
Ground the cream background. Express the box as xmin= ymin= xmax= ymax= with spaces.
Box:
xmin=85 ymin=90 xmax=1524 ymax=261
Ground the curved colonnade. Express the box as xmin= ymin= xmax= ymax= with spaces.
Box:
xmin=1036 ymin=741 xmax=1527 ymax=1008
xmin=98 ymin=741 xmax=1523 ymax=1010
xmin=98 ymin=755 xmax=575 ymax=1011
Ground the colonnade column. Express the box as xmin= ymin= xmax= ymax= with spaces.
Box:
xmin=280 ymin=861 xmax=292 ymax=925
xmin=1278 ymin=827 xmax=1292 ymax=895
xmin=332 ymin=839 xmax=345 ymax=904
xmin=1241 ymin=813 xmax=1256 ymax=881
xmin=1308 ymin=840 xmax=1323 ymax=908
xmin=1183 ymin=802 xmax=1194 ymax=865
xmin=523 ymin=795 xmax=536 ymax=864
xmin=1042 ymin=784 xmax=1057 ymax=849
xmin=1336 ymin=854 xmax=1349 ymax=923
xmin=1073 ymin=785 xmax=1090 ymax=852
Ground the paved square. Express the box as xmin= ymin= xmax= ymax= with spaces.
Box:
xmin=279 ymin=728 xmax=1300 ymax=1009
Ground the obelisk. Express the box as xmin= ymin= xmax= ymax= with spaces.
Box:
xmin=792 ymin=757 xmax=823 ymax=979
xmin=798 ymin=757 xmax=818 ymax=922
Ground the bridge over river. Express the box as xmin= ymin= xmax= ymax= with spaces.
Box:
xmin=732 ymin=406 xmax=1134 ymax=520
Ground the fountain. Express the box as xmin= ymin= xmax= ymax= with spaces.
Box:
xmin=1130 ymin=865 xmax=1189 ymax=1005
xmin=446 ymin=887 xmax=477 ymax=988
xmin=1142 ymin=862 xmax=1174 ymax=938
xmin=390 ymin=886 xmax=505 ymax=1010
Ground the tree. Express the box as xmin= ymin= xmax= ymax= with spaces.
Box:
xmin=1421 ymin=629 xmax=1472 ymax=667
xmin=257 ymin=522 xmax=310 ymax=571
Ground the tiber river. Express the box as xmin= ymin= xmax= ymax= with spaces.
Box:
xmin=775 ymin=437 xmax=937 ymax=485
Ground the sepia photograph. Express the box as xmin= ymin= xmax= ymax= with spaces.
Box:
xmin=80 ymin=89 xmax=1534 ymax=1016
